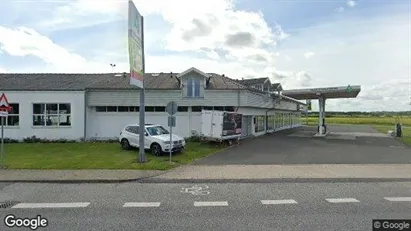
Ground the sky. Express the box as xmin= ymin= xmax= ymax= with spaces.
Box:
xmin=0 ymin=0 xmax=410 ymax=112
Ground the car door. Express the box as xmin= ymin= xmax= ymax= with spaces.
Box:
xmin=126 ymin=126 xmax=139 ymax=147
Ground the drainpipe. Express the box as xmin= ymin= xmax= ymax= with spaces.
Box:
xmin=83 ymin=89 xmax=88 ymax=142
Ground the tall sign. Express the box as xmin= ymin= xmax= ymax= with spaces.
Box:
xmin=128 ymin=0 xmax=146 ymax=163
xmin=0 ymin=93 xmax=12 ymax=168
xmin=128 ymin=0 xmax=144 ymax=88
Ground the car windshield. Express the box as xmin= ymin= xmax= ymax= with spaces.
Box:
xmin=146 ymin=126 xmax=170 ymax=136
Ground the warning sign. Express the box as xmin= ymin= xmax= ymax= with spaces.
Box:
xmin=0 ymin=93 xmax=12 ymax=116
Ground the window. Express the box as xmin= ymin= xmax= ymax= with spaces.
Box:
xmin=146 ymin=126 xmax=169 ymax=136
xmin=145 ymin=107 xmax=155 ymax=112
xmin=254 ymin=115 xmax=265 ymax=132
xmin=178 ymin=106 xmax=188 ymax=112
xmin=267 ymin=115 xmax=274 ymax=130
xmin=191 ymin=106 xmax=202 ymax=112
xmin=225 ymin=106 xmax=235 ymax=112
xmin=125 ymin=126 xmax=139 ymax=134
xmin=214 ymin=106 xmax=224 ymax=111
xmin=33 ymin=103 xmax=71 ymax=126
xmin=154 ymin=107 xmax=165 ymax=112
xmin=96 ymin=106 xmax=140 ymax=112
xmin=2 ymin=103 xmax=19 ymax=126
xmin=186 ymin=78 xmax=201 ymax=97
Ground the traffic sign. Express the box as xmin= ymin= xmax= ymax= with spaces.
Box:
xmin=0 ymin=93 xmax=11 ymax=112
xmin=345 ymin=85 xmax=353 ymax=93
xmin=166 ymin=101 xmax=178 ymax=115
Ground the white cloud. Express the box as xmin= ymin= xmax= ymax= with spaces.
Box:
xmin=303 ymin=52 xmax=315 ymax=59
xmin=335 ymin=7 xmax=345 ymax=12
xmin=0 ymin=26 xmax=117 ymax=73
xmin=347 ymin=0 xmax=356 ymax=7
xmin=0 ymin=67 xmax=7 ymax=73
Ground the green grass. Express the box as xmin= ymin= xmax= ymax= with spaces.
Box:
xmin=301 ymin=116 xmax=411 ymax=126
xmin=2 ymin=141 xmax=225 ymax=170
xmin=300 ymin=115 xmax=411 ymax=145
xmin=373 ymin=125 xmax=411 ymax=146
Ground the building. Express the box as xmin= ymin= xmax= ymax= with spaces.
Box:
xmin=0 ymin=67 xmax=306 ymax=141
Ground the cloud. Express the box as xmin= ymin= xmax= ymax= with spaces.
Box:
xmin=303 ymin=51 xmax=315 ymax=59
xmin=347 ymin=0 xmax=356 ymax=7
xmin=335 ymin=7 xmax=345 ymax=12
xmin=0 ymin=67 xmax=7 ymax=73
xmin=0 ymin=26 xmax=117 ymax=73
xmin=271 ymin=70 xmax=313 ymax=89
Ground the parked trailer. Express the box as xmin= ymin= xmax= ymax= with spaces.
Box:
xmin=200 ymin=110 xmax=243 ymax=145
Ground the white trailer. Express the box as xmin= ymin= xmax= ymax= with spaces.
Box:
xmin=200 ymin=110 xmax=243 ymax=145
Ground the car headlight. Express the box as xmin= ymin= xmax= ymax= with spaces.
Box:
xmin=164 ymin=141 xmax=170 ymax=144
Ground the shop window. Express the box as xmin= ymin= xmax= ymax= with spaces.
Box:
xmin=191 ymin=106 xmax=202 ymax=112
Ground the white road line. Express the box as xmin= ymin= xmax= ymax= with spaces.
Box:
xmin=261 ymin=199 xmax=298 ymax=205
xmin=384 ymin=197 xmax=411 ymax=202
xmin=326 ymin=198 xmax=360 ymax=203
xmin=194 ymin=201 xmax=228 ymax=207
xmin=11 ymin=202 xmax=90 ymax=209
xmin=123 ymin=202 xmax=161 ymax=207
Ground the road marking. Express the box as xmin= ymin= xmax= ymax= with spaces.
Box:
xmin=11 ymin=202 xmax=90 ymax=209
xmin=181 ymin=185 xmax=210 ymax=195
xmin=325 ymin=198 xmax=360 ymax=203
xmin=384 ymin=197 xmax=411 ymax=202
xmin=261 ymin=199 xmax=298 ymax=205
xmin=123 ymin=202 xmax=161 ymax=207
xmin=194 ymin=201 xmax=228 ymax=207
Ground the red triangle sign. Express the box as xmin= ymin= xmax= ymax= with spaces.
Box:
xmin=0 ymin=93 xmax=11 ymax=111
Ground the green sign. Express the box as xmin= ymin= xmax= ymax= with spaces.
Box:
xmin=346 ymin=85 xmax=353 ymax=93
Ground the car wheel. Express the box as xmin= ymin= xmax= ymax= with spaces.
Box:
xmin=121 ymin=139 xmax=131 ymax=150
xmin=151 ymin=143 xmax=162 ymax=156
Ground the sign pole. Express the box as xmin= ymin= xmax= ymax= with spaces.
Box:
xmin=169 ymin=125 xmax=173 ymax=163
xmin=1 ymin=116 xmax=4 ymax=168
xmin=138 ymin=16 xmax=146 ymax=163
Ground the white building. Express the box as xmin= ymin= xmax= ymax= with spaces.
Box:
xmin=0 ymin=67 xmax=306 ymax=141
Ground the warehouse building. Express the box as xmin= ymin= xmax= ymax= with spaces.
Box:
xmin=0 ymin=67 xmax=306 ymax=141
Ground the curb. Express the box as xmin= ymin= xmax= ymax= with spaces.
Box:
xmin=136 ymin=178 xmax=411 ymax=184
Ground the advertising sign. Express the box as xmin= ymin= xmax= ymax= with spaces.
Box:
xmin=128 ymin=0 xmax=144 ymax=88
xmin=222 ymin=113 xmax=242 ymax=136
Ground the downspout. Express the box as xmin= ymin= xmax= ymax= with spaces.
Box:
xmin=83 ymin=88 xmax=88 ymax=141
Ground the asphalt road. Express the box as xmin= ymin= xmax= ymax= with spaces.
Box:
xmin=1 ymin=182 xmax=410 ymax=231
xmin=193 ymin=125 xmax=411 ymax=165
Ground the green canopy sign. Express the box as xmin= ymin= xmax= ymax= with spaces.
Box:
xmin=346 ymin=85 xmax=353 ymax=93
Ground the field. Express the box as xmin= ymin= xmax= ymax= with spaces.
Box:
xmin=301 ymin=116 xmax=411 ymax=145
xmin=301 ymin=116 xmax=411 ymax=126
xmin=2 ymin=141 xmax=225 ymax=170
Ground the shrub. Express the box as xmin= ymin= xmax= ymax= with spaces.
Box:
xmin=3 ymin=138 xmax=19 ymax=143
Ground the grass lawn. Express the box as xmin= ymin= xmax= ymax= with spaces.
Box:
xmin=372 ymin=125 xmax=411 ymax=146
xmin=300 ymin=116 xmax=411 ymax=146
xmin=2 ymin=141 xmax=225 ymax=170
xmin=301 ymin=116 xmax=411 ymax=126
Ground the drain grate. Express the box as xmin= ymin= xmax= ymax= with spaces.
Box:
xmin=0 ymin=201 xmax=19 ymax=209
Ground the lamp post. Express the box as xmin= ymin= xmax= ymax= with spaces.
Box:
xmin=110 ymin=63 xmax=116 ymax=73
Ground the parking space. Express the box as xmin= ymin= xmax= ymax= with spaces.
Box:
xmin=193 ymin=125 xmax=411 ymax=165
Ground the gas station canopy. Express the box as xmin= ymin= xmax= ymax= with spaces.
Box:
xmin=282 ymin=85 xmax=361 ymax=100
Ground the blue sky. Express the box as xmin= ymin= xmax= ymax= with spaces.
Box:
xmin=0 ymin=0 xmax=409 ymax=111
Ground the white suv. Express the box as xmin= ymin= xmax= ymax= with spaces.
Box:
xmin=119 ymin=123 xmax=186 ymax=156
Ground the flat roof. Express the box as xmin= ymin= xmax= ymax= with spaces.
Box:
xmin=282 ymin=85 xmax=361 ymax=100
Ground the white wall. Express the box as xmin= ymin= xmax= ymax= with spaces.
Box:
xmin=86 ymin=109 xmax=201 ymax=139
xmin=3 ymin=91 xmax=85 ymax=140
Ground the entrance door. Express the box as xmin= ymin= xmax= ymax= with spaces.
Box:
xmin=241 ymin=116 xmax=252 ymax=137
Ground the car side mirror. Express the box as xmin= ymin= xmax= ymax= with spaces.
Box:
xmin=145 ymin=132 xmax=148 ymax=136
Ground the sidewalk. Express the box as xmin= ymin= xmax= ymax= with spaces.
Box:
xmin=0 ymin=164 xmax=410 ymax=183
xmin=0 ymin=169 xmax=165 ymax=183
xmin=151 ymin=164 xmax=411 ymax=180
